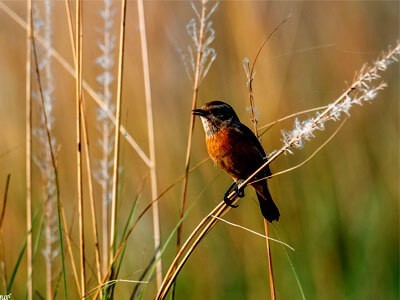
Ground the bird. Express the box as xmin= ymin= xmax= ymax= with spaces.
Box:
xmin=192 ymin=100 xmax=280 ymax=222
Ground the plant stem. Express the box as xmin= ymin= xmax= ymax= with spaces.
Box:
xmin=75 ymin=0 xmax=86 ymax=297
xmin=31 ymin=21 xmax=68 ymax=300
xmin=25 ymin=0 xmax=33 ymax=298
xmin=264 ymin=221 xmax=276 ymax=300
xmin=137 ymin=0 xmax=163 ymax=288
xmin=178 ymin=0 xmax=207 ymax=250
xmin=109 ymin=0 xmax=127 ymax=270
xmin=63 ymin=0 xmax=102 ymax=291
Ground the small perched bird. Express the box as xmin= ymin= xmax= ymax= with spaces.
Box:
xmin=193 ymin=101 xmax=280 ymax=222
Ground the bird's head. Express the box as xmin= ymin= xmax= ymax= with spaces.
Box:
xmin=192 ymin=101 xmax=240 ymax=137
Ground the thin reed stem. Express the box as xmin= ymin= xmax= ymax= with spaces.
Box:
xmin=109 ymin=0 xmax=127 ymax=269
xmin=63 ymin=0 xmax=102 ymax=292
xmin=96 ymin=0 xmax=116 ymax=279
xmin=75 ymin=0 xmax=86 ymax=297
xmin=264 ymin=221 xmax=275 ymax=300
xmin=0 ymin=174 xmax=11 ymax=290
xmin=211 ymin=215 xmax=294 ymax=250
xmin=25 ymin=0 xmax=33 ymax=298
xmin=0 ymin=175 xmax=10 ymax=237
xmin=157 ymin=201 xmax=227 ymax=299
xmin=137 ymin=0 xmax=163 ymax=288
xmin=178 ymin=0 xmax=207 ymax=250
xmin=243 ymin=21 xmax=293 ymax=297
xmin=59 ymin=206 xmax=80 ymax=293
xmin=31 ymin=1 xmax=59 ymax=297
xmin=178 ymin=0 xmax=219 ymax=257
xmin=81 ymin=100 xmax=103 ymax=293
xmin=31 ymin=22 xmax=69 ymax=299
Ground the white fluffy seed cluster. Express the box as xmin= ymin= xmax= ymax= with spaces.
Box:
xmin=281 ymin=42 xmax=400 ymax=153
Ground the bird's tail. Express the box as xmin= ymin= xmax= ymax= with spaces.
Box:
xmin=253 ymin=182 xmax=280 ymax=222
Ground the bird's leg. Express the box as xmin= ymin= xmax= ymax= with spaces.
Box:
xmin=224 ymin=182 xmax=239 ymax=208
xmin=235 ymin=179 xmax=245 ymax=198
xmin=224 ymin=180 xmax=245 ymax=208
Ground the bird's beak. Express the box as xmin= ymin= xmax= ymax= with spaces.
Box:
xmin=192 ymin=108 xmax=206 ymax=117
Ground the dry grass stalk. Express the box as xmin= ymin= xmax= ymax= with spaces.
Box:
xmin=58 ymin=205 xmax=80 ymax=293
xmin=211 ymin=215 xmax=295 ymax=250
xmin=31 ymin=19 xmax=71 ymax=298
xmin=109 ymin=0 xmax=127 ymax=272
xmin=264 ymin=221 xmax=275 ymax=299
xmin=136 ymin=0 xmax=163 ymax=288
xmin=31 ymin=1 xmax=60 ymax=297
xmin=243 ymin=17 xmax=291 ymax=299
xmin=178 ymin=0 xmax=218 ymax=256
xmin=95 ymin=0 xmax=116 ymax=280
xmin=81 ymin=95 xmax=103 ymax=294
xmin=30 ymin=1 xmax=85 ymax=294
xmin=178 ymin=0 xmax=208 ymax=248
xmin=0 ymin=174 xmax=11 ymax=290
xmin=63 ymin=0 xmax=102 ymax=292
xmin=75 ymin=0 xmax=86 ymax=297
xmin=25 ymin=0 xmax=33 ymax=298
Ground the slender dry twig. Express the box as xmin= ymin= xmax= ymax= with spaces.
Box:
xmin=211 ymin=215 xmax=294 ymax=251
xmin=59 ymin=204 xmax=80 ymax=294
xmin=136 ymin=0 xmax=163 ymax=288
xmin=32 ymin=2 xmax=61 ymax=297
xmin=0 ymin=174 xmax=11 ymax=290
xmin=0 ymin=175 xmax=10 ymax=237
xmin=63 ymin=0 xmax=102 ymax=291
xmin=244 ymin=14 xmax=291 ymax=137
xmin=81 ymin=92 xmax=102 ymax=295
xmin=63 ymin=0 xmax=74 ymax=49
xmin=31 ymin=18 xmax=69 ymax=298
xmin=178 ymin=0 xmax=218 ymax=255
xmin=31 ymin=11 xmax=80 ymax=295
xmin=243 ymin=19 xmax=291 ymax=298
xmin=25 ymin=0 xmax=33 ymax=298
xmin=262 ymin=221 xmax=275 ymax=299
xmin=109 ymin=0 xmax=127 ymax=272
xmin=34 ymin=1 xmax=83 ymax=294
xmin=95 ymin=0 xmax=116 ymax=279
xmin=75 ymin=0 xmax=86 ymax=297
xmin=85 ymin=279 xmax=148 ymax=298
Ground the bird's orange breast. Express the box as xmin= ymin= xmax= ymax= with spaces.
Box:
xmin=206 ymin=127 xmax=232 ymax=162
xmin=205 ymin=125 xmax=268 ymax=182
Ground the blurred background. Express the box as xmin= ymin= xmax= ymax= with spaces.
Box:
xmin=0 ymin=1 xmax=398 ymax=299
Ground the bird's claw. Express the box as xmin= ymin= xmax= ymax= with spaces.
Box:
xmin=223 ymin=194 xmax=239 ymax=208
xmin=223 ymin=180 xmax=245 ymax=208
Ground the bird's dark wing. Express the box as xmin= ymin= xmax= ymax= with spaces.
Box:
xmin=232 ymin=122 xmax=272 ymax=177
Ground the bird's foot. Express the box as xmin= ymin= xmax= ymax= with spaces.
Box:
xmin=235 ymin=180 xmax=245 ymax=198
xmin=223 ymin=180 xmax=245 ymax=208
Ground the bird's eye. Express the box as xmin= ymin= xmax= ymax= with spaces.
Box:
xmin=211 ymin=108 xmax=226 ymax=119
